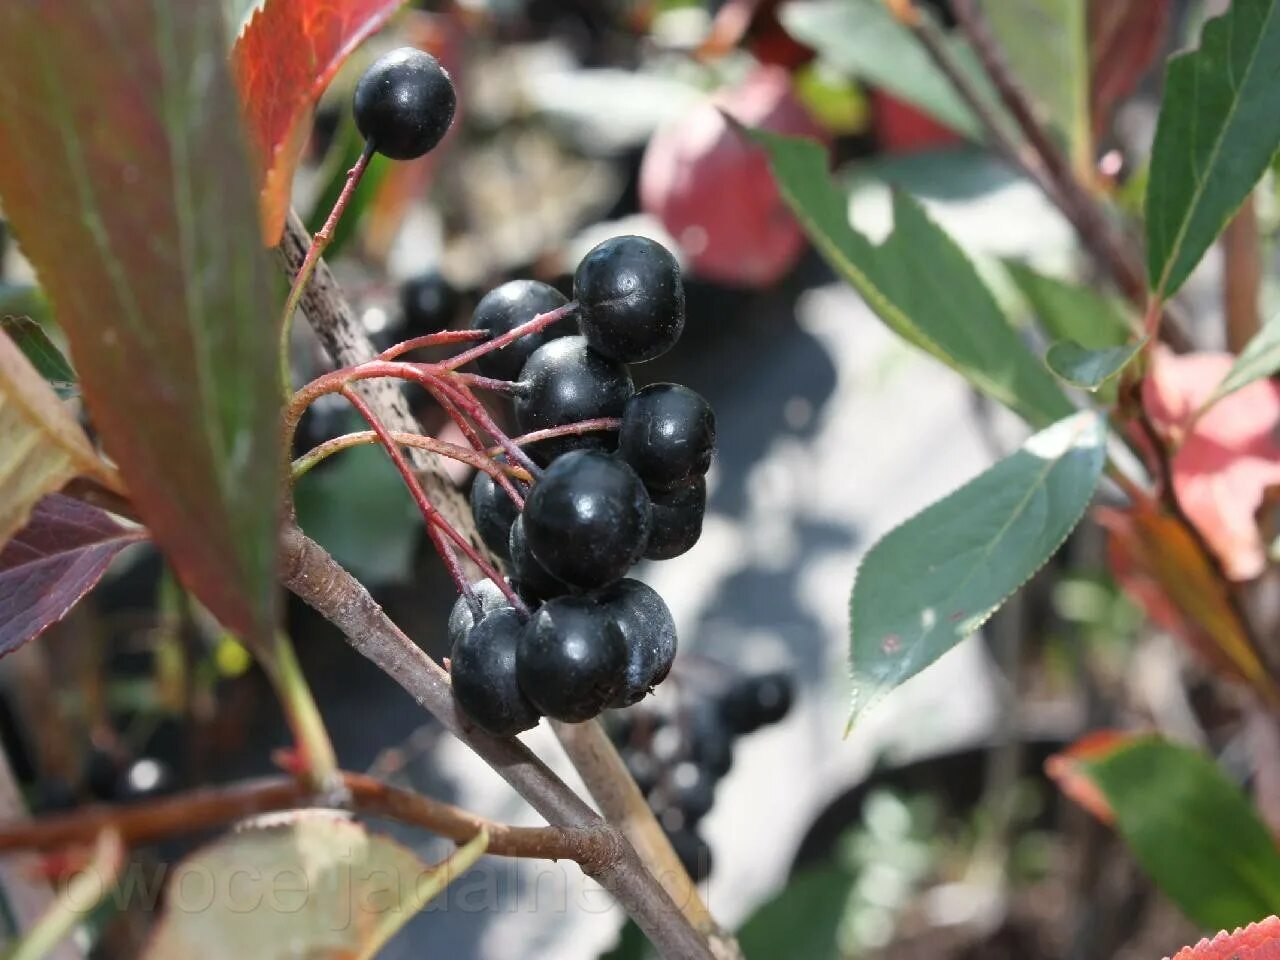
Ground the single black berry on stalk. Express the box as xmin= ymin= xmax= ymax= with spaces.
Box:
xmin=643 ymin=476 xmax=706 ymax=561
xmin=448 ymin=578 xmax=515 ymax=647
xmin=471 ymin=280 xmax=573 ymax=381
xmin=514 ymin=336 xmax=633 ymax=464
xmin=470 ymin=468 xmax=527 ymax=559
xmin=721 ymin=672 xmax=795 ymax=734
xmin=451 ymin=608 xmax=541 ymax=737
xmin=523 ymin=451 xmax=652 ymax=589
xmin=597 ymin=579 xmax=677 ymax=706
xmin=517 ymin=597 xmax=627 ymax=722
xmin=508 ymin=515 xmax=571 ymax=604
xmin=574 ymin=235 xmax=685 ymax=363
xmin=401 ymin=270 xmax=461 ymax=335
xmin=354 ymin=48 xmax=456 ymax=160
xmin=619 ymin=384 xmax=716 ymax=489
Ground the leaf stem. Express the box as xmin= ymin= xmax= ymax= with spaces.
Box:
xmin=438 ymin=302 xmax=576 ymax=372
xmin=277 ymin=141 xmax=376 ymax=397
xmin=291 ymin=429 xmax=534 ymax=483
xmin=258 ymin=631 xmax=341 ymax=794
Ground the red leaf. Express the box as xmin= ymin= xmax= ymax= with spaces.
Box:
xmin=640 ymin=65 xmax=827 ymax=288
xmin=1143 ymin=349 xmax=1280 ymax=581
xmin=1045 ymin=729 xmax=1137 ymax=825
xmin=231 ymin=0 xmax=408 ymax=244
xmin=0 ymin=4 xmax=281 ymax=642
xmin=0 ymin=495 xmax=145 ymax=657
xmin=1089 ymin=0 xmax=1172 ymax=139
xmin=1165 ymin=916 xmax=1280 ymax=960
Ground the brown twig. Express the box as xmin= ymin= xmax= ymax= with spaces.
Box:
xmin=0 ymin=771 xmax=619 ymax=867
xmin=1222 ymin=193 xmax=1262 ymax=352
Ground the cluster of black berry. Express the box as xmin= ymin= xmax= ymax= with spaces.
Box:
xmin=609 ymin=672 xmax=794 ymax=880
xmin=448 ymin=235 xmax=717 ymax=736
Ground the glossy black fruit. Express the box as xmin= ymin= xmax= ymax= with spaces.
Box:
xmin=598 ymin=579 xmax=677 ymax=706
xmin=643 ymin=477 xmax=706 ymax=561
xmin=292 ymin=392 xmax=351 ymax=467
xmin=618 ymin=384 xmax=716 ymax=489
xmin=721 ymin=672 xmax=795 ymax=734
xmin=523 ymin=451 xmax=652 ymax=589
xmin=667 ymin=828 xmax=713 ymax=882
xmin=117 ymin=758 xmax=175 ymax=801
xmin=669 ymin=762 xmax=716 ymax=824
xmin=448 ymin=578 xmax=515 ymax=647
xmin=354 ymin=48 xmax=456 ymax=160
xmin=508 ymin=515 xmax=571 ymax=604
xmin=451 ymin=607 xmax=541 ymax=737
xmin=401 ymin=270 xmax=461 ymax=335
xmin=517 ymin=597 xmax=627 ymax=722
xmin=470 ymin=468 xmax=527 ymax=559
xmin=514 ymin=336 xmax=633 ymax=464
xmin=688 ymin=704 xmax=734 ymax=778
xmin=574 ymin=235 xmax=685 ymax=363
xmin=470 ymin=280 xmax=573 ymax=381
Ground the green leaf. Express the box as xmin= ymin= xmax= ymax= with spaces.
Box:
xmin=1083 ymin=737 xmax=1280 ymax=931
xmin=1 ymin=317 xmax=76 ymax=400
xmin=143 ymin=812 xmax=487 ymax=959
xmin=1003 ymin=260 xmax=1132 ymax=348
xmin=1145 ymin=0 xmax=1280 ymax=299
xmin=849 ymin=411 xmax=1105 ymax=725
xmin=1204 ymin=311 xmax=1280 ymax=410
xmin=736 ymin=869 xmax=855 ymax=960
xmin=779 ymin=0 xmax=1001 ymax=140
xmin=985 ymin=0 xmax=1090 ymax=169
xmin=0 ymin=4 xmax=282 ymax=642
xmin=749 ymin=128 xmax=1073 ymax=427
xmin=1045 ymin=338 xmax=1145 ymax=390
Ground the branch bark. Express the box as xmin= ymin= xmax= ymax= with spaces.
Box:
xmin=0 ymin=770 xmax=619 ymax=867
xmin=1222 ymin=193 xmax=1262 ymax=353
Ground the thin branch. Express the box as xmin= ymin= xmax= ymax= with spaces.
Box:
xmin=1222 ymin=193 xmax=1262 ymax=352
xmin=0 ymin=771 xmax=618 ymax=867
xmin=277 ymin=524 xmax=715 ymax=960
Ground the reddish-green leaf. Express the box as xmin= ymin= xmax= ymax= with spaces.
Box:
xmin=1167 ymin=917 xmax=1280 ymax=960
xmin=0 ymin=3 xmax=281 ymax=642
xmin=0 ymin=495 xmax=145 ymax=658
xmin=231 ymin=0 xmax=408 ymax=243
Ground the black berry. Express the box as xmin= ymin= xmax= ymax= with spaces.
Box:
xmin=448 ymin=579 xmax=515 ymax=647
xmin=514 ymin=336 xmax=633 ymax=464
xmin=598 ymin=579 xmax=677 ymax=706
xmin=643 ymin=477 xmax=706 ymax=561
xmin=667 ymin=828 xmax=713 ymax=882
xmin=688 ymin=704 xmax=734 ymax=778
xmin=401 ymin=270 xmax=461 ymax=335
xmin=508 ymin=515 xmax=571 ymax=604
xmin=451 ymin=607 xmax=541 ymax=737
xmin=517 ymin=596 xmax=627 ymax=722
xmin=618 ymin=384 xmax=715 ymax=489
xmin=471 ymin=280 xmax=573 ymax=381
xmin=292 ymin=392 xmax=350 ymax=468
xmin=117 ymin=758 xmax=175 ymax=801
xmin=574 ymin=236 xmax=685 ymax=363
xmin=523 ymin=451 xmax=651 ymax=589
xmin=669 ymin=761 xmax=716 ymax=824
xmin=353 ymin=48 xmax=456 ymax=160
xmin=623 ymin=748 xmax=662 ymax=795
xmin=721 ymin=672 xmax=794 ymax=734
xmin=470 ymin=468 xmax=527 ymax=560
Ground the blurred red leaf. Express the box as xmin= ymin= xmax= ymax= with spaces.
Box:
xmin=0 ymin=495 xmax=145 ymax=657
xmin=0 ymin=4 xmax=281 ymax=642
xmin=1089 ymin=0 xmax=1172 ymax=139
xmin=1098 ymin=502 xmax=1274 ymax=698
xmin=640 ymin=65 xmax=826 ymax=288
xmin=1045 ymin=729 xmax=1136 ymax=824
xmin=231 ymin=0 xmax=407 ymax=244
xmin=1166 ymin=916 xmax=1280 ymax=960
xmin=1143 ymin=349 xmax=1280 ymax=581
